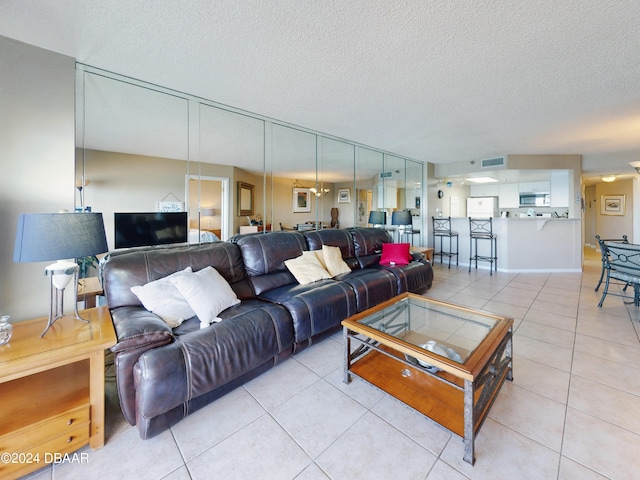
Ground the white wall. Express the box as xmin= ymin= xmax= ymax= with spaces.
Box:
xmin=0 ymin=36 xmax=76 ymax=321
xmin=595 ymin=178 xmax=634 ymax=242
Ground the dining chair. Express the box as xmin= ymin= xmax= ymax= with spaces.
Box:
xmin=594 ymin=234 xmax=628 ymax=292
xmin=598 ymin=241 xmax=640 ymax=307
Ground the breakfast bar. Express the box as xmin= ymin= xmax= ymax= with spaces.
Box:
xmin=444 ymin=217 xmax=581 ymax=272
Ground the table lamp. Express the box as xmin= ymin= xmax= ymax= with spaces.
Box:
xmin=368 ymin=210 xmax=386 ymax=228
xmin=392 ymin=210 xmax=414 ymax=243
xmin=201 ymin=207 xmax=215 ymax=229
xmin=13 ymin=212 xmax=108 ymax=336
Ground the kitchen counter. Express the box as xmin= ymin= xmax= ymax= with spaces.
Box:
xmin=445 ymin=217 xmax=581 ymax=272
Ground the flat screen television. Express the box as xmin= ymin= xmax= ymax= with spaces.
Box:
xmin=114 ymin=212 xmax=188 ymax=249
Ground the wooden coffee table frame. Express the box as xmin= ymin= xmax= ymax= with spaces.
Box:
xmin=342 ymin=293 xmax=513 ymax=465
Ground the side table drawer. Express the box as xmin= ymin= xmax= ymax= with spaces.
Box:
xmin=0 ymin=424 xmax=89 ymax=479
xmin=0 ymin=404 xmax=90 ymax=454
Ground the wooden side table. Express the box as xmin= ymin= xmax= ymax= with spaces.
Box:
xmin=0 ymin=307 xmax=116 ymax=479
xmin=77 ymin=277 xmax=103 ymax=309
xmin=410 ymin=245 xmax=435 ymax=263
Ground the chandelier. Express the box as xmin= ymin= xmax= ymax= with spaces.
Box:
xmin=293 ymin=179 xmax=330 ymax=197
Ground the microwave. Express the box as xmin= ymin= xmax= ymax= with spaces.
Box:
xmin=519 ymin=192 xmax=550 ymax=207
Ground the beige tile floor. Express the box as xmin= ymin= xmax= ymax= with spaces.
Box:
xmin=26 ymin=248 xmax=640 ymax=480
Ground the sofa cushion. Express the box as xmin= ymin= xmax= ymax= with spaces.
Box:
xmin=130 ymin=267 xmax=196 ymax=328
xmin=284 ymin=251 xmax=331 ymax=284
xmin=170 ymin=266 xmax=240 ymax=324
xmin=334 ymin=267 xmax=397 ymax=312
xmin=349 ymin=227 xmax=433 ymax=294
xmin=135 ymin=302 xmax=294 ymax=419
xmin=235 ymin=231 xmax=308 ymax=295
xmin=258 ymin=279 xmax=357 ymax=346
xmin=321 ymin=245 xmax=352 ymax=276
xmin=102 ymin=242 xmax=254 ymax=309
xmin=349 ymin=227 xmax=393 ymax=268
xmin=380 ymin=243 xmax=411 ymax=266
xmin=303 ymin=229 xmax=360 ymax=269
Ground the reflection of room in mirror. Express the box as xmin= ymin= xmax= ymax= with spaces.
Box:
xmin=76 ymin=66 xmax=426 ymax=247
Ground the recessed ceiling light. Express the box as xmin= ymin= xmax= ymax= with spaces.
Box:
xmin=601 ymin=175 xmax=616 ymax=182
xmin=465 ymin=177 xmax=498 ymax=184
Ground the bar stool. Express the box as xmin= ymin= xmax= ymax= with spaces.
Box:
xmin=469 ymin=217 xmax=497 ymax=275
xmin=432 ymin=216 xmax=459 ymax=268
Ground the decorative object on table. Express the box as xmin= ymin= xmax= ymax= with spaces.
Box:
xmin=600 ymin=194 xmax=625 ymax=216
xmin=338 ymin=188 xmax=351 ymax=203
xmin=13 ymin=212 xmax=108 ymax=336
xmin=405 ymin=340 xmax=462 ymax=373
xmin=156 ymin=192 xmax=185 ymax=212
xmin=0 ymin=315 xmax=12 ymax=345
xmin=331 ymin=207 xmax=339 ymax=228
xmin=368 ymin=210 xmax=386 ymax=227
xmin=77 ymin=254 xmax=99 ymax=279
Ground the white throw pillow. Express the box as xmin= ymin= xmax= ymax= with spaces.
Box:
xmin=130 ymin=267 xmax=195 ymax=328
xmin=284 ymin=251 xmax=331 ymax=285
xmin=321 ymin=245 xmax=351 ymax=277
xmin=170 ymin=266 xmax=240 ymax=324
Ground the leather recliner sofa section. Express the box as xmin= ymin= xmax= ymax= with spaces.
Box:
xmin=102 ymin=227 xmax=433 ymax=439
xmin=102 ymin=241 xmax=295 ymax=439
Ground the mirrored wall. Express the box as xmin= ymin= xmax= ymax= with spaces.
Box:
xmin=75 ymin=64 xmax=425 ymax=247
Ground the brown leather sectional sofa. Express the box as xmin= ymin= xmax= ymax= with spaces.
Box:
xmin=101 ymin=227 xmax=433 ymax=439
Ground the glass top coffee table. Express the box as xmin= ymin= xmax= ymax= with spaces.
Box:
xmin=342 ymin=292 xmax=513 ymax=465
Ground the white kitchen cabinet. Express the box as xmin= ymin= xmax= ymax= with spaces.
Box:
xmin=518 ymin=181 xmax=550 ymax=193
xmin=469 ymin=184 xmax=499 ymax=197
xmin=499 ymin=183 xmax=520 ymax=208
xmin=377 ymin=184 xmax=397 ymax=208
xmin=550 ymin=170 xmax=569 ymax=207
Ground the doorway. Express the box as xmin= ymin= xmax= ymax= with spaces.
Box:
xmin=187 ymin=175 xmax=230 ymax=241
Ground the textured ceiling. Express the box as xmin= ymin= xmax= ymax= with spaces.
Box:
xmin=1 ymin=0 xmax=640 ymax=181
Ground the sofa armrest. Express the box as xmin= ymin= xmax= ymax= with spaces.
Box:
xmin=110 ymin=306 xmax=174 ymax=353
xmin=410 ymin=251 xmax=425 ymax=262
xmin=109 ymin=306 xmax=174 ymax=425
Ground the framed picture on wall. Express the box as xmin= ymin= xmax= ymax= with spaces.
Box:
xmin=238 ymin=181 xmax=254 ymax=216
xmin=601 ymin=194 xmax=625 ymax=216
xmin=293 ymin=188 xmax=311 ymax=213
xmin=338 ymin=188 xmax=351 ymax=203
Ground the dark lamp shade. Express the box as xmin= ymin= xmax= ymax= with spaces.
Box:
xmin=13 ymin=213 xmax=108 ymax=263
xmin=368 ymin=211 xmax=386 ymax=225
xmin=391 ymin=210 xmax=412 ymax=226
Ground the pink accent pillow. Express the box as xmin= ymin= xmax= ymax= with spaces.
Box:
xmin=380 ymin=243 xmax=411 ymax=266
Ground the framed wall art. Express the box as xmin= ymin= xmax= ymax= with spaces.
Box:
xmin=601 ymin=194 xmax=625 ymax=216
xmin=293 ymin=187 xmax=311 ymax=213
xmin=338 ymin=188 xmax=351 ymax=203
xmin=237 ymin=181 xmax=254 ymax=216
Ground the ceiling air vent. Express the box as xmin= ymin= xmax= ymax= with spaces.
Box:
xmin=481 ymin=156 xmax=506 ymax=168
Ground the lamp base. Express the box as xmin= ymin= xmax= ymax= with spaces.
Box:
xmin=42 ymin=261 xmax=89 ymax=337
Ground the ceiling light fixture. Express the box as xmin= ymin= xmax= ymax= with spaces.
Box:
xmin=465 ymin=177 xmax=498 ymax=184
xmin=601 ymin=175 xmax=616 ymax=183
xmin=293 ymin=179 xmax=330 ymax=197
